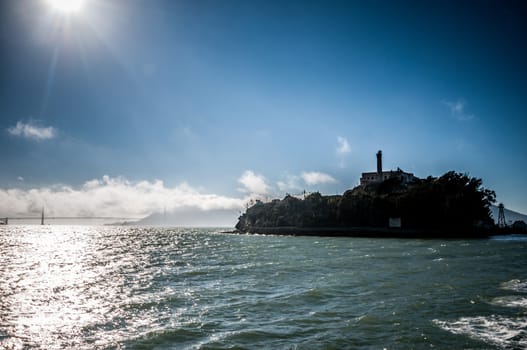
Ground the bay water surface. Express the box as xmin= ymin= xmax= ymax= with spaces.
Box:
xmin=1 ymin=226 xmax=526 ymax=349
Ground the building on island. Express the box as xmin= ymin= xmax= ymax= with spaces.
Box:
xmin=360 ymin=150 xmax=416 ymax=186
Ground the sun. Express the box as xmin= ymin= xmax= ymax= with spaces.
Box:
xmin=47 ymin=0 xmax=85 ymax=14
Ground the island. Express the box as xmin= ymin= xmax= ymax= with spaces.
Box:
xmin=235 ymin=151 xmax=501 ymax=238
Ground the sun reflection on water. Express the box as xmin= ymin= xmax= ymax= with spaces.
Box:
xmin=0 ymin=226 xmax=117 ymax=349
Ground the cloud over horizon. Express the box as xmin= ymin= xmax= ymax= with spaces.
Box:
xmin=0 ymin=175 xmax=247 ymax=218
xmin=0 ymin=169 xmax=342 ymax=219
xmin=277 ymin=174 xmax=302 ymax=193
xmin=276 ymin=170 xmax=340 ymax=194
xmin=301 ymin=172 xmax=337 ymax=186
xmin=7 ymin=121 xmax=57 ymax=140
xmin=238 ymin=170 xmax=270 ymax=195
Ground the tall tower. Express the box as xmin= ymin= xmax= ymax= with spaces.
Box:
xmin=498 ymin=203 xmax=506 ymax=228
xmin=376 ymin=150 xmax=383 ymax=181
xmin=41 ymin=207 xmax=44 ymax=225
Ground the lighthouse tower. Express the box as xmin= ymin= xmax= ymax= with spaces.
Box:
xmin=376 ymin=150 xmax=383 ymax=181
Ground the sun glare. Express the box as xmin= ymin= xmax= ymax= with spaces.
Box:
xmin=47 ymin=0 xmax=85 ymax=14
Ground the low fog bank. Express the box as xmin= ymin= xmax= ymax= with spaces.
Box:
xmin=129 ymin=206 xmax=240 ymax=228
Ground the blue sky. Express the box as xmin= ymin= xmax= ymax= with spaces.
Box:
xmin=1 ymin=0 xmax=526 ymax=219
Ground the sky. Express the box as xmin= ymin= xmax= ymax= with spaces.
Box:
xmin=1 ymin=0 xmax=526 ymax=223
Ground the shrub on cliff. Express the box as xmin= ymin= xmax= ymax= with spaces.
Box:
xmin=396 ymin=172 xmax=495 ymax=229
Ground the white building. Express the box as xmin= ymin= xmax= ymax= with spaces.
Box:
xmin=360 ymin=151 xmax=416 ymax=186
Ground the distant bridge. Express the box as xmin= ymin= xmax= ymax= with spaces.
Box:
xmin=0 ymin=216 xmax=137 ymax=225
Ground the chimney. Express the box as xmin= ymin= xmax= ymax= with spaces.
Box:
xmin=376 ymin=150 xmax=382 ymax=180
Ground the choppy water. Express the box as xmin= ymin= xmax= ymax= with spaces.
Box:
xmin=0 ymin=226 xmax=526 ymax=349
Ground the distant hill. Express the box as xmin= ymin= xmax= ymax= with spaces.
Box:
xmin=489 ymin=205 xmax=527 ymax=225
xmin=129 ymin=206 xmax=239 ymax=227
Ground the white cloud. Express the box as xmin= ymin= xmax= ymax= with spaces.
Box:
xmin=0 ymin=175 xmax=246 ymax=218
xmin=336 ymin=136 xmax=351 ymax=168
xmin=336 ymin=136 xmax=351 ymax=155
xmin=7 ymin=121 xmax=57 ymax=140
xmin=277 ymin=174 xmax=302 ymax=192
xmin=0 ymin=170 xmax=340 ymax=220
xmin=301 ymin=172 xmax=337 ymax=186
xmin=17 ymin=176 xmax=24 ymax=182
xmin=238 ymin=170 xmax=269 ymax=195
xmin=446 ymin=100 xmax=464 ymax=114
xmin=443 ymin=99 xmax=474 ymax=121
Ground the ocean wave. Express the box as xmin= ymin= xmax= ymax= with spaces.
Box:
xmin=433 ymin=315 xmax=527 ymax=349
xmin=491 ymin=295 xmax=527 ymax=309
xmin=501 ymin=279 xmax=527 ymax=293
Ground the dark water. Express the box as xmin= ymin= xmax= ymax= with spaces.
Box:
xmin=1 ymin=226 xmax=526 ymax=349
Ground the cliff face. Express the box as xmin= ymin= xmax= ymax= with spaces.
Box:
xmin=236 ymin=171 xmax=496 ymax=233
